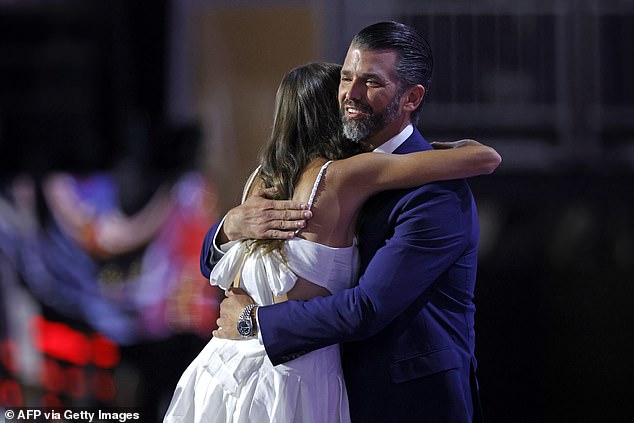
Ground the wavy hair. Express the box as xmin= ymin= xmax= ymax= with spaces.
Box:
xmin=251 ymin=62 xmax=361 ymax=254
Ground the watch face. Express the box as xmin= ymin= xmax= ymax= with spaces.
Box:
xmin=237 ymin=319 xmax=252 ymax=337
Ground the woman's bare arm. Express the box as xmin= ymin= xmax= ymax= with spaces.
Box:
xmin=335 ymin=140 xmax=501 ymax=201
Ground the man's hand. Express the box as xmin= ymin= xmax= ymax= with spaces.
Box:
xmin=213 ymin=289 xmax=257 ymax=339
xmin=219 ymin=187 xmax=313 ymax=243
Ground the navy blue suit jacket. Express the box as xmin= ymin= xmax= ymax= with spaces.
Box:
xmin=200 ymin=128 xmax=482 ymax=422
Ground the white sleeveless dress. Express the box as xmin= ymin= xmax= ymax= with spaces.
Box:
xmin=163 ymin=161 xmax=358 ymax=423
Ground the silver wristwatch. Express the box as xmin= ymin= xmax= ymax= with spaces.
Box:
xmin=237 ymin=303 xmax=257 ymax=338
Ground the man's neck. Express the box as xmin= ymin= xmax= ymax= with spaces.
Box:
xmin=372 ymin=124 xmax=413 ymax=153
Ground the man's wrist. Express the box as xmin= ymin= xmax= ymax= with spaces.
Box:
xmin=221 ymin=210 xmax=242 ymax=242
xmin=217 ymin=224 xmax=230 ymax=244
xmin=211 ymin=215 xmax=235 ymax=257
xmin=237 ymin=303 xmax=258 ymax=338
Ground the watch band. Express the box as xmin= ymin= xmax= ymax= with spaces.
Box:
xmin=237 ymin=303 xmax=257 ymax=338
xmin=241 ymin=303 xmax=256 ymax=320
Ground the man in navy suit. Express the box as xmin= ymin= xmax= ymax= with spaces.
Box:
xmin=203 ymin=21 xmax=483 ymax=422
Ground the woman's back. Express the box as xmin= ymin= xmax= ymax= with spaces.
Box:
xmin=289 ymin=159 xmax=361 ymax=249
xmin=245 ymin=158 xmax=364 ymax=300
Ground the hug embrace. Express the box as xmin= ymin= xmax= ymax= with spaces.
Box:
xmin=165 ymin=21 xmax=500 ymax=423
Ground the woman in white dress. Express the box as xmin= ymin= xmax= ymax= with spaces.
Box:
xmin=163 ymin=63 xmax=501 ymax=423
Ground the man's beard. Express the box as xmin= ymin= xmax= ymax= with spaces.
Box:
xmin=341 ymin=93 xmax=401 ymax=144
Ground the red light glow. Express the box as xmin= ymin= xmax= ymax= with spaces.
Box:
xmin=31 ymin=317 xmax=120 ymax=368
xmin=32 ymin=317 xmax=91 ymax=365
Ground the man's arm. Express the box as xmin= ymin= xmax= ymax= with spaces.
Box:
xmin=199 ymin=220 xmax=223 ymax=279
xmin=217 ymin=181 xmax=476 ymax=364
xmin=199 ymin=187 xmax=313 ymax=278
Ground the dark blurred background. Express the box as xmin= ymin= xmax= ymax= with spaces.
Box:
xmin=1 ymin=0 xmax=633 ymax=422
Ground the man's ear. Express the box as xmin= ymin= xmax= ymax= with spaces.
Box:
xmin=403 ymin=85 xmax=425 ymax=113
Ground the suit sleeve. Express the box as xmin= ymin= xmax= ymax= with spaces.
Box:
xmin=199 ymin=220 xmax=223 ymax=279
xmin=258 ymin=181 xmax=475 ymax=365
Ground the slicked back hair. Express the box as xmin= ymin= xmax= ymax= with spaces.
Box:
xmin=351 ymin=21 xmax=433 ymax=125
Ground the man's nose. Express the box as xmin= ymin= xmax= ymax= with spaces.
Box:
xmin=345 ymin=79 xmax=364 ymax=101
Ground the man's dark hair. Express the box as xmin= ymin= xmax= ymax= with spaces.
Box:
xmin=351 ymin=21 xmax=433 ymax=124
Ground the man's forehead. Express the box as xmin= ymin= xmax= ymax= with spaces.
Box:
xmin=342 ymin=48 xmax=398 ymax=75
xmin=350 ymin=49 xmax=361 ymax=66
xmin=344 ymin=47 xmax=397 ymax=67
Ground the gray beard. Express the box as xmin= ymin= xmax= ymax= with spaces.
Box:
xmin=341 ymin=94 xmax=401 ymax=144
xmin=342 ymin=115 xmax=372 ymax=143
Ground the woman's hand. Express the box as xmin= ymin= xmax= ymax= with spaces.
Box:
xmin=431 ymin=139 xmax=481 ymax=149
xmin=431 ymin=139 xmax=501 ymax=175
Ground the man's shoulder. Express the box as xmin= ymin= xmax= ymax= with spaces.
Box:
xmin=397 ymin=179 xmax=472 ymax=202
xmin=362 ymin=178 xmax=473 ymax=222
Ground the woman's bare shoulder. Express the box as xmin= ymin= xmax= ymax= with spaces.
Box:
xmin=298 ymin=159 xmax=358 ymax=246
xmin=293 ymin=159 xmax=331 ymax=196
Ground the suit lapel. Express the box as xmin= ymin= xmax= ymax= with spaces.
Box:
xmin=357 ymin=128 xmax=431 ymax=270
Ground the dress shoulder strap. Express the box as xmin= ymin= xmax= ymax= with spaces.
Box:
xmin=306 ymin=160 xmax=333 ymax=210
xmin=241 ymin=165 xmax=262 ymax=204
